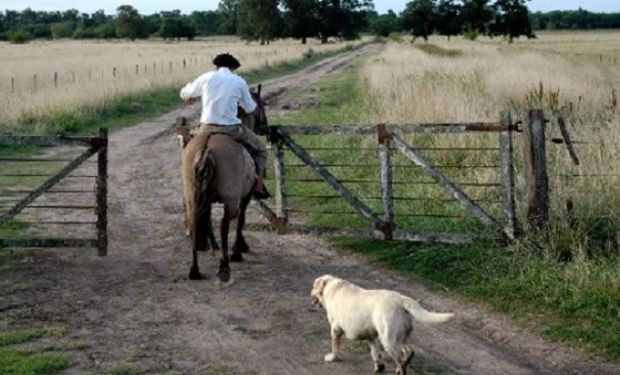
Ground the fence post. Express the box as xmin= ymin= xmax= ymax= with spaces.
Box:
xmin=271 ymin=128 xmax=288 ymax=234
xmin=96 ymin=128 xmax=108 ymax=256
xmin=135 ymin=64 xmax=139 ymax=75
xmin=113 ymin=67 xmax=117 ymax=78
xmin=11 ymin=77 xmax=15 ymax=94
xmin=499 ymin=112 xmax=517 ymax=239
xmin=523 ymin=109 xmax=549 ymax=229
xmin=33 ymin=74 xmax=37 ymax=93
xmin=377 ymin=124 xmax=394 ymax=240
xmin=54 ymin=72 xmax=58 ymax=89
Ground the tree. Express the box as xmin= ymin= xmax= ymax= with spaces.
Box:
xmin=191 ymin=11 xmax=220 ymax=36
xmin=462 ymin=0 xmax=492 ymax=33
xmin=402 ymin=0 xmax=435 ymax=41
xmin=159 ymin=17 xmax=196 ymax=40
xmin=237 ymin=0 xmax=283 ymax=44
xmin=115 ymin=5 xmax=147 ymax=40
xmin=282 ymin=0 xmax=318 ymax=44
xmin=217 ymin=0 xmax=240 ymax=34
xmin=371 ymin=10 xmax=401 ymax=37
xmin=435 ymin=0 xmax=462 ymax=40
xmin=491 ymin=0 xmax=533 ymax=42
xmin=315 ymin=0 xmax=373 ymax=43
xmin=50 ymin=21 xmax=74 ymax=38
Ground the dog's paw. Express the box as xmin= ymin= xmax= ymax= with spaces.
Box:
xmin=374 ymin=362 xmax=385 ymax=373
xmin=324 ymin=353 xmax=338 ymax=362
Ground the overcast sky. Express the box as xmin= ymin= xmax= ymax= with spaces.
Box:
xmin=2 ymin=0 xmax=619 ymax=15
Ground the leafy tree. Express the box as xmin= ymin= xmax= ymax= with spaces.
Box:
xmin=159 ymin=17 xmax=196 ymax=40
xmin=50 ymin=21 xmax=75 ymax=38
xmin=402 ymin=0 xmax=435 ymax=41
xmin=435 ymin=0 xmax=462 ymax=40
xmin=8 ymin=29 xmax=33 ymax=44
xmin=115 ymin=5 xmax=147 ymax=40
xmin=217 ymin=0 xmax=240 ymax=34
xmin=491 ymin=0 xmax=533 ymax=42
xmin=238 ymin=0 xmax=283 ymax=44
xmin=316 ymin=0 xmax=373 ymax=43
xmin=371 ymin=9 xmax=401 ymax=37
xmin=282 ymin=0 xmax=318 ymax=44
xmin=191 ymin=11 xmax=220 ymax=36
xmin=462 ymin=0 xmax=492 ymax=33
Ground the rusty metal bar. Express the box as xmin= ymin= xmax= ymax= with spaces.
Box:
xmin=271 ymin=128 xmax=288 ymax=233
xmin=0 ymin=158 xmax=76 ymax=162
xmin=284 ymin=163 xmax=500 ymax=169
xmin=0 ymin=205 xmax=95 ymax=210
xmin=285 ymin=147 xmax=500 ymax=152
xmin=284 ymin=194 xmax=499 ymax=203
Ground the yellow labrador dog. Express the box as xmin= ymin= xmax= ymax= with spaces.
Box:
xmin=311 ymin=275 xmax=453 ymax=375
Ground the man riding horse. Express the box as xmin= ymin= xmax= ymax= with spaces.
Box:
xmin=179 ymin=53 xmax=270 ymax=199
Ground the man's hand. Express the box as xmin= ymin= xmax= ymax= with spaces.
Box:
xmin=185 ymin=98 xmax=196 ymax=106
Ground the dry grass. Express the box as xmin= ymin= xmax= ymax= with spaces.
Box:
xmin=360 ymin=31 xmax=620 ymax=256
xmin=0 ymin=36 xmax=362 ymax=128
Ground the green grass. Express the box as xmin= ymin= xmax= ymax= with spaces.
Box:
xmin=0 ymin=350 xmax=69 ymax=375
xmin=0 ymin=326 xmax=69 ymax=375
xmin=108 ymin=364 xmax=141 ymax=375
xmin=335 ymin=238 xmax=620 ymax=361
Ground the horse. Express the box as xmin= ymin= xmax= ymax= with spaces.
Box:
xmin=177 ymin=86 xmax=268 ymax=282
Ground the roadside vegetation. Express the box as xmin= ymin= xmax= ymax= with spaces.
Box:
xmin=268 ymin=31 xmax=620 ymax=361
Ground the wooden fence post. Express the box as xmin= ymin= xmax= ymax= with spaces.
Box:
xmin=96 ymin=128 xmax=108 ymax=256
xmin=499 ymin=112 xmax=517 ymax=238
xmin=523 ymin=109 xmax=549 ymax=229
xmin=377 ymin=124 xmax=394 ymax=240
xmin=271 ymin=128 xmax=288 ymax=234
xmin=54 ymin=72 xmax=58 ymax=89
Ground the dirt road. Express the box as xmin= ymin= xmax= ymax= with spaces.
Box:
xmin=2 ymin=44 xmax=619 ymax=375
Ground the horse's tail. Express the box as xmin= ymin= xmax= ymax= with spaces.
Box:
xmin=193 ymin=146 xmax=216 ymax=217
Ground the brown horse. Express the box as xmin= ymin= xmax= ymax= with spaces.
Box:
xmin=178 ymin=86 xmax=268 ymax=282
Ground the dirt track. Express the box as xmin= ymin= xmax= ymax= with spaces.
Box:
xmin=2 ymin=44 xmax=620 ymax=375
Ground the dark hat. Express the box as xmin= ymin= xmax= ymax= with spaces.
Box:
xmin=213 ymin=53 xmax=241 ymax=70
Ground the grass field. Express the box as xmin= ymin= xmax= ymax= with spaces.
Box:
xmin=269 ymin=31 xmax=620 ymax=360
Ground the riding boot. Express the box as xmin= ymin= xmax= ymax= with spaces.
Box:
xmin=253 ymin=177 xmax=271 ymax=199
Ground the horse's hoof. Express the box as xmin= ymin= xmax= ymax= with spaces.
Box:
xmin=230 ymin=252 xmax=243 ymax=263
xmin=189 ymin=268 xmax=204 ymax=280
xmin=232 ymin=242 xmax=250 ymax=254
xmin=217 ymin=268 xmax=231 ymax=283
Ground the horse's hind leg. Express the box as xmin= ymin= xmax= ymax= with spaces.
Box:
xmin=231 ymin=194 xmax=252 ymax=262
xmin=205 ymin=202 xmax=219 ymax=253
xmin=189 ymin=209 xmax=208 ymax=280
xmin=217 ymin=204 xmax=235 ymax=282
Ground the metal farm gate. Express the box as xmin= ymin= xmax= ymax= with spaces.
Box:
xmin=0 ymin=129 xmax=108 ymax=254
xmin=254 ymin=113 xmax=519 ymax=243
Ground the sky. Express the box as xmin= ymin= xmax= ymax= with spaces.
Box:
xmin=1 ymin=0 xmax=619 ymax=15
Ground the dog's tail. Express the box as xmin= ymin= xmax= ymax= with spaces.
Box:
xmin=401 ymin=297 xmax=454 ymax=323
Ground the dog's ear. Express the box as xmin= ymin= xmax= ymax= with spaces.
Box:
xmin=314 ymin=276 xmax=329 ymax=296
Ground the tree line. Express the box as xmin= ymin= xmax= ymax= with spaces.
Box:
xmin=2 ymin=1 xmax=619 ymax=45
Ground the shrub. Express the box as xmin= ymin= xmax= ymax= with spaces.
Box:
xmin=8 ymin=30 xmax=33 ymax=44
xmin=463 ymin=30 xmax=481 ymax=41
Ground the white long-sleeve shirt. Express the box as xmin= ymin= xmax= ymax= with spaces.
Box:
xmin=180 ymin=67 xmax=257 ymax=126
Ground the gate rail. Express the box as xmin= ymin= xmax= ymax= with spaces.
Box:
xmin=0 ymin=129 xmax=108 ymax=255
